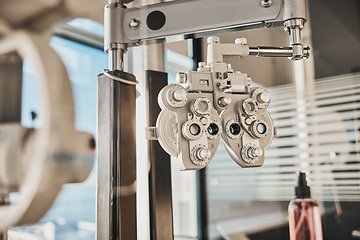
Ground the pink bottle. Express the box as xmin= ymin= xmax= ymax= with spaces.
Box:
xmin=288 ymin=172 xmax=323 ymax=240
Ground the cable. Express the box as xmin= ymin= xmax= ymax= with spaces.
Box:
xmin=103 ymin=69 xmax=139 ymax=85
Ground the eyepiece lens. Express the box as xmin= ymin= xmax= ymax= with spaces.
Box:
xmin=208 ymin=123 xmax=219 ymax=135
xmin=257 ymin=123 xmax=267 ymax=134
xmin=229 ymin=123 xmax=241 ymax=135
xmin=189 ymin=124 xmax=201 ymax=135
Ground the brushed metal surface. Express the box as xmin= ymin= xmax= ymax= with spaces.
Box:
xmin=97 ymin=72 xmax=137 ymax=240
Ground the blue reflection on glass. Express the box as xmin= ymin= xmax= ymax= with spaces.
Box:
xmin=67 ymin=18 xmax=104 ymax=37
xmin=21 ymin=36 xmax=107 ymax=239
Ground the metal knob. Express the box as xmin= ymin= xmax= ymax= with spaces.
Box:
xmin=196 ymin=148 xmax=211 ymax=160
xmin=248 ymin=147 xmax=263 ymax=158
xmin=257 ymin=91 xmax=270 ymax=103
xmin=218 ymin=96 xmax=231 ymax=107
xmin=207 ymin=36 xmax=220 ymax=45
xmin=176 ymin=72 xmax=187 ymax=84
xmin=173 ymin=88 xmax=187 ymax=102
xmin=235 ymin=38 xmax=247 ymax=45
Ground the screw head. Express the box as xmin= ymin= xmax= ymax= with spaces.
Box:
xmin=261 ymin=0 xmax=272 ymax=7
xmin=129 ymin=18 xmax=140 ymax=29
xmin=258 ymin=91 xmax=270 ymax=103
xmin=198 ymin=62 xmax=206 ymax=68
xmin=207 ymin=36 xmax=220 ymax=45
xmin=235 ymin=38 xmax=247 ymax=45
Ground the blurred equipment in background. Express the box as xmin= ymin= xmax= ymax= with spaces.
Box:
xmin=0 ymin=0 xmax=102 ymax=234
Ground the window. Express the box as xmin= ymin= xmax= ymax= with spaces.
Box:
xmin=206 ymin=73 xmax=360 ymax=239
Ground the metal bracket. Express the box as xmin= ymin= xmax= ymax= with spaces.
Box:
xmin=145 ymin=127 xmax=158 ymax=140
xmin=104 ymin=0 xmax=307 ymax=46
xmin=105 ymin=0 xmax=309 ymax=59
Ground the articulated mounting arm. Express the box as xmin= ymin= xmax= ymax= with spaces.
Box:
xmin=105 ymin=0 xmax=310 ymax=68
xmin=206 ymin=35 xmax=310 ymax=64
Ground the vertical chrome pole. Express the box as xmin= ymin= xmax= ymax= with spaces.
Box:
xmin=141 ymin=1 xmax=174 ymax=234
xmin=97 ymin=72 xmax=137 ymax=240
xmin=108 ymin=47 xmax=125 ymax=71
xmin=192 ymin=38 xmax=209 ymax=240
xmin=144 ymin=40 xmax=174 ymax=240
xmin=97 ymin=0 xmax=137 ymax=239
xmin=105 ymin=0 xmax=126 ymax=72
xmin=143 ymin=40 xmax=166 ymax=72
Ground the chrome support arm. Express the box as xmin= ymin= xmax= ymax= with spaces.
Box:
xmin=118 ymin=0 xmax=307 ymax=44
xmin=105 ymin=0 xmax=309 ymax=61
xmin=249 ymin=46 xmax=310 ymax=59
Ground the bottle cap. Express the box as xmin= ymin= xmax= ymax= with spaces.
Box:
xmin=295 ymin=171 xmax=311 ymax=198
